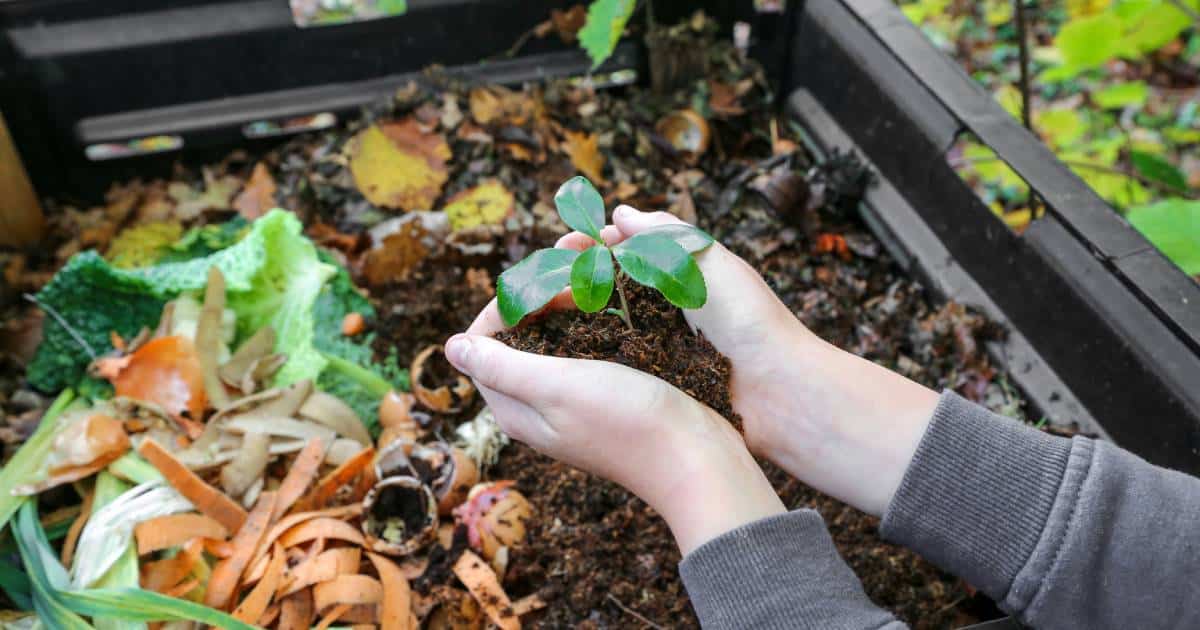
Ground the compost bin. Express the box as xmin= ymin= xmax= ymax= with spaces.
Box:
xmin=1 ymin=0 xmax=1197 ymax=628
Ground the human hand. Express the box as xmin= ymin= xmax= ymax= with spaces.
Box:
xmin=443 ymin=331 xmax=784 ymax=554
xmin=555 ymin=206 xmax=941 ymax=517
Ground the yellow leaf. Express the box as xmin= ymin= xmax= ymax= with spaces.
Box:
xmin=349 ymin=119 xmax=451 ymax=211
xmin=1067 ymin=0 xmax=1111 ymax=19
xmin=106 ymin=221 xmax=183 ymax=269
xmin=469 ymin=86 xmax=536 ymax=126
xmin=443 ymin=180 xmax=516 ymax=231
xmin=563 ymin=130 xmax=606 ymax=183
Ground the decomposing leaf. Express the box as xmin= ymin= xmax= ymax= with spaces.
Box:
xmin=170 ymin=170 xmax=241 ymax=220
xmin=563 ymin=130 xmax=606 ymax=183
xmin=443 ymin=180 xmax=516 ymax=231
xmin=550 ymin=4 xmax=588 ymax=42
xmin=362 ymin=219 xmax=431 ymax=286
xmin=232 ymin=162 xmax=278 ymax=220
xmin=106 ymin=221 xmax=184 ymax=269
xmin=349 ymin=119 xmax=451 ymax=211
xmin=469 ymin=86 xmax=536 ymax=126
xmin=708 ymin=78 xmax=754 ymax=117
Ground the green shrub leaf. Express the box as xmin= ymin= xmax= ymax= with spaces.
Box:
xmin=1130 ymin=151 xmax=1188 ymax=193
xmin=1054 ymin=13 xmax=1121 ymax=71
xmin=1128 ymin=199 xmax=1200 ymax=275
xmin=1093 ymin=81 xmax=1148 ymax=110
xmin=555 ymin=176 xmax=606 ymax=242
xmin=578 ymin=0 xmax=637 ymax=69
xmin=613 ymin=233 xmax=706 ymax=309
xmin=498 ymin=248 xmax=580 ymax=326
xmin=640 ymin=224 xmax=715 ymax=253
xmin=570 ymin=245 xmax=615 ymax=313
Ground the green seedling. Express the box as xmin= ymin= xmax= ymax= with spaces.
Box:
xmin=497 ymin=176 xmax=714 ymax=330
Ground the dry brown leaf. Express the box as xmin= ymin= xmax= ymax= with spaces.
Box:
xmin=362 ymin=220 xmax=430 ymax=287
xmin=349 ymin=119 xmax=451 ymax=211
xmin=562 ymin=130 xmax=605 ymax=183
xmin=233 ymin=162 xmax=278 ymax=220
xmin=443 ymin=180 xmax=515 ymax=232
xmin=469 ymin=86 xmax=536 ymax=126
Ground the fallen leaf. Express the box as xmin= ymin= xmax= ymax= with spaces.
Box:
xmin=362 ymin=220 xmax=431 ymax=286
xmin=563 ymin=130 xmax=606 ymax=183
xmin=443 ymin=180 xmax=516 ymax=231
xmin=469 ymin=86 xmax=536 ymax=126
xmin=170 ymin=170 xmax=241 ymax=220
xmin=349 ymin=119 xmax=451 ymax=211
xmin=233 ymin=163 xmax=278 ymax=220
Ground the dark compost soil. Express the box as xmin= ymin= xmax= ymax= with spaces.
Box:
xmin=495 ymin=283 xmax=736 ymax=424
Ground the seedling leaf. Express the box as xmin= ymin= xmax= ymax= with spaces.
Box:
xmin=570 ymin=245 xmax=615 ymax=313
xmin=613 ymin=233 xmax=706 ymax=309
xmin=641 ymin=224 xmax=715 ymax=253
xmin=498 ymin=248 xmax=580 ymax=326
xmin=555 ymin=176 xmax=606 ymax=242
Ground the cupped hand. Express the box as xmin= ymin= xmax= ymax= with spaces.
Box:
xmin=443 ymin=330 xmax=784 ymax=555
xmin=557 ymin=206 xmax=941 ymax=517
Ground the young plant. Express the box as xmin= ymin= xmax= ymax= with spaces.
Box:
xmin=497 ymin=176 xmax=714 ymax=329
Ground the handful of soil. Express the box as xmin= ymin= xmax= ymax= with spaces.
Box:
xmin=495 ymin=283 xmax=738 ymax=424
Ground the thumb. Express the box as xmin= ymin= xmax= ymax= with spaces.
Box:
xmin=444 ymin=333 xmax=555 ymax=404
xmin=612 ymin=204 xmax=687 ymax=236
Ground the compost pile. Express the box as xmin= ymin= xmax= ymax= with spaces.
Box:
xmin=0 ymin=14 xmax=1023 ymax=630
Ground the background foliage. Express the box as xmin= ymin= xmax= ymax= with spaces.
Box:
xmin=899 ymin=0 xmax=1200 ymax=276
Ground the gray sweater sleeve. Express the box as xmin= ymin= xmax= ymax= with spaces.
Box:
xmin=881 ymin=391 xmax=1200 ymax=629
xmin=680 ymin=391 xmax=1200 ymax=629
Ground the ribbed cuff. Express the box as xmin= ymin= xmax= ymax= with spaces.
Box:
xmin=880 ymin=390 xmax=1073 ymax=600
xmin=680 ymin=510 xmax=899 ymax=630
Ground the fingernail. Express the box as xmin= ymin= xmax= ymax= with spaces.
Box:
xmin=444 ymin=334 xmax=472 ymax=373
xmin=614 ymin=204 xmax=636 ymax=217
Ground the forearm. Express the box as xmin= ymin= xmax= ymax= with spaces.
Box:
xmin=680 ymin=510 xmax=906 ymax=630
xmin=739 ymin=329 xmax=939 ymax=516
xmin=883 ymin=392 xmax=1200 ymax=628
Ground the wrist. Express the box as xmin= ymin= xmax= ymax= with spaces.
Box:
xmin=744 ymin=335 xmax=939 ymax=516
xmin=650 ymin=407 xmax=785 ymax=556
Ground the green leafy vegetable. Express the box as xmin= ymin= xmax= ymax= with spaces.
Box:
xmin=613 ymin=233 xmax=707 ymax=309
xmin=570 ymin=245 xmax=615 ymax=313
xmin=13 ymin=501 xmax=94 ymax=630
xmin=578 ymin=0 xmax=637 ymax=69
xmin=554 ymin=176 xmax=606 ymax=241
xmin=1128 ymin=200 xmax=1200 ymax=275
xmin=89 ymin=473 xmax=140 ymax=630
xmin=158 ymin=216 xmax=249 ymax=263
xmin=498 ymin=248 xmax=580 ymax=326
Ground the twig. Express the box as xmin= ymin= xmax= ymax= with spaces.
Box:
xmin=606 ymin=594 xmax=666 ymax=630
xmin=1013 ymin=0 xmax=1033 ymax=132
xmin=953 ymin=156 xmax=1199 ymax=200
xmin=24 ymin=293 xmax=97 ymax=360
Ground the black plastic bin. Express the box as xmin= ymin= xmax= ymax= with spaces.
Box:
xmin=3 ymin=0 xmax=1198 ymax=486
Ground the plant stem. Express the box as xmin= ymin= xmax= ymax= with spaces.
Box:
xmin=1013 ymin=0 xmax=1033 ymax=132
xmin=614 ymin=272 xmax=635 ymax=332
